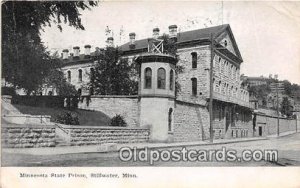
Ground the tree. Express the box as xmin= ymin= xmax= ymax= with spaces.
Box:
xmin=90 ymin=47 xmax=138 ymax=95
xmin=281 ymin=97 xmax=292 ymax=117
xmin=1 ymin=1 xmax=97 ymax=94
xmin=248 ymin=84 xmax=271 ymax=107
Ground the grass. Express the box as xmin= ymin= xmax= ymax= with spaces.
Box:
xmin=13 ymin=104 xmax=111 ymax=126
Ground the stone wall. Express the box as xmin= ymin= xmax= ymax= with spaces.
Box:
xmin=60 ymin=126 xmax=150 ymax=146
xmin=255 ymin=114 xmax=299 ymax=136
xmin=78 ymin=95 xmax=139 ymax=126
xmin=1 ymin=124 xmax=56 ymax=148
xmin=173 ymin=100 xmax=209 ymax=142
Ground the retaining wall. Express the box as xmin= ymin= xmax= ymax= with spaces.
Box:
xmin=1 ymin=124 xmax=56 ymax=148
xmin=78 ymin=95 xmax=139 ymax=126
xmin=58 ymin=125 xmax=150 ymax=146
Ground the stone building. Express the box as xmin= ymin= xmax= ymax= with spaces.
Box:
xmin=59 ymin=24 xmax=253 ymax=142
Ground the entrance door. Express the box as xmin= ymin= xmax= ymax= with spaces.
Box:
xmin=225 ymin=112 xmax=230 ymax=132
xmin=259 ymin=127 xmax=262 ymax=136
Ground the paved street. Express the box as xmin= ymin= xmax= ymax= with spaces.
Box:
xmin=2 ymin=133 xmax=300 ymax=167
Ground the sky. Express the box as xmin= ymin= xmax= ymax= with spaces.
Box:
xmin=41 ymin=1 xmax=300 ymax=84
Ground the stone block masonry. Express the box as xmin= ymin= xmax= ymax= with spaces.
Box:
xmin=255 ymin=114 xmax=299 ymax=137
xmin=173 ymin=100 xmax=210 ymax=142
xmin=1 ymin=124 xmax=56 ymax=148
xmin=78 ymin=95 xmax=139 ymax=126
xmin=64 ymin=126 xmax=150 ymax=146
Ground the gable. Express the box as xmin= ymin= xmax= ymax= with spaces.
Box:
xmin=215 ymin=26 xmax=243 ymax=61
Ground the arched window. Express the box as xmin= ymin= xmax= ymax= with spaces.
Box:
xmin=218 ymin=81 xmax=222 ymax=93
xmin=169 ymin=70 xmax=174 ymax=90
xmin=191 ymin=52 xmax=197 ymax=68
xmin=78 ymin=69 xmax=82 ymax=82
xmin=191 ymin=78 xmax=197 ymax=95
xmin=168 ymin=108 xmax=173 ymax=131
xmin=67 ymin=71 xmax=71 ymax=82
xmin=157 ymin=68 xmax=166 ymax=89
xmin=144 ymin=67 xmax=152 ymax=89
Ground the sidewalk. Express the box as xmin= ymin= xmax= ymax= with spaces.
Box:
xmin=2 ymin=136 xmax=267 ymax=156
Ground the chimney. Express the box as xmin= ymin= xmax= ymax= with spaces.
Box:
xmin=168 ymin=25 xmax=178 ymax=38
xmin=62 ymin=49 xmax=69 ymax=60
xmin=84 ymin=45 xmax=91 ymax=57
xmin=129 ymin=32 xmax=136 ymax=45
xmin=73 ymin=46 xmax=80 ymax=58
xmin=107 ymin=37 xmax=114 ymax=47
xmin=153 ymin=27 xmax=160 ymax=39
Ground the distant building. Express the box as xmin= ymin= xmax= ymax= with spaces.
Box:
xmin=244 ymin=76 xmax=270 ymax=87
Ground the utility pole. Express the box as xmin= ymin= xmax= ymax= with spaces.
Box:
xmin=275 ymin=75 xmax=280 ymax=137
xmin=209 ymin=33 xmax=214 ymax=143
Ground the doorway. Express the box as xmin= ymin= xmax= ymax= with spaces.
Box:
xmin=259 ymin=126 xmax=262 ymax=136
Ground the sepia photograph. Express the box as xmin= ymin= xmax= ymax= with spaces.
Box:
xmin=1 ymin=0 xmax=300 ymax=187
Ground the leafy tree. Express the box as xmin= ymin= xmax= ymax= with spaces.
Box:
xmin=90 ymin=47 xmax=138 ymax=95
xmin=281 ymin=97 xmax=292 ymax=117
xmin=1 ymin=1 xmax=97 ymax=94
xmin=248 ymin=84 xmax=271 ymax=106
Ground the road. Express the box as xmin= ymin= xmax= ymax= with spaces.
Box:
xmin=2 ymin=133 xmax=300 ymax=166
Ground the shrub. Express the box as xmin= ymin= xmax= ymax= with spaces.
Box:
xmin=54 ymin=111 xmax=80 ymax=125
xmin=110 ymin=114 xmax=127 ymax=127
xmin=1 ymin=87 xmax=16 ymax=96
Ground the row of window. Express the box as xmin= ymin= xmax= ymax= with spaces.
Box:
xmin=144 ymin=67 xmax=174 ymax=90
xmin=214 ymin=56 xmax=239 ymax=81
xmin=66 ymin=68 xmax=95 ymax=83
xmin=213 ymin=79 xmax=249 ymax=101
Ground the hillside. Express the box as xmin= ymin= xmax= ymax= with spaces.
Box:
xmin=13 ymin=104 xmax=111 ymax=126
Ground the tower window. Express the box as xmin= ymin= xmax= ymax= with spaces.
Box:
xmin=157 ymin=68 xmax=166 ymax=89
xmin=191 ymin=77 xmax=197 ymax=95
xmin=169 ymin=70 xmax=174 ymax=90
xmin=67 ymin=71 xmax=71 ymax=82
xmin=78 ymin=69 xmax=82 ymax=82
xmin=144 ymin=67 xmax=152 ymax=89
xmin=191 ymin=52 xmax=197 ymax=68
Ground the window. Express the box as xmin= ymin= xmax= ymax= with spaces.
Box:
xmin=78 ymin=69 xmax=82 ymax=82
xmin=168 ymin=108 xmax=173 ymax=131
xmin=145 ymin=67 xmax=152 ymax=89
xmin=218 ymin=81 xmax=222 ymax=93
xmin=191 ymin=78 xmax=197 ymax=95
xmin=157 ymin=68 xmax=166 ymax=89
xmin=67 ymin=71 xmax=71 ymax=82
xmin=90 ymin=68 xmax=95 ymax=81
xmin=169 ymin=70 xmax=174 ymax=90
xmin=191 ymin=52 xmax=197 ymax=68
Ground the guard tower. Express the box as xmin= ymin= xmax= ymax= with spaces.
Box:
xmin=136 ymin=35 xmax=177 ymax=142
